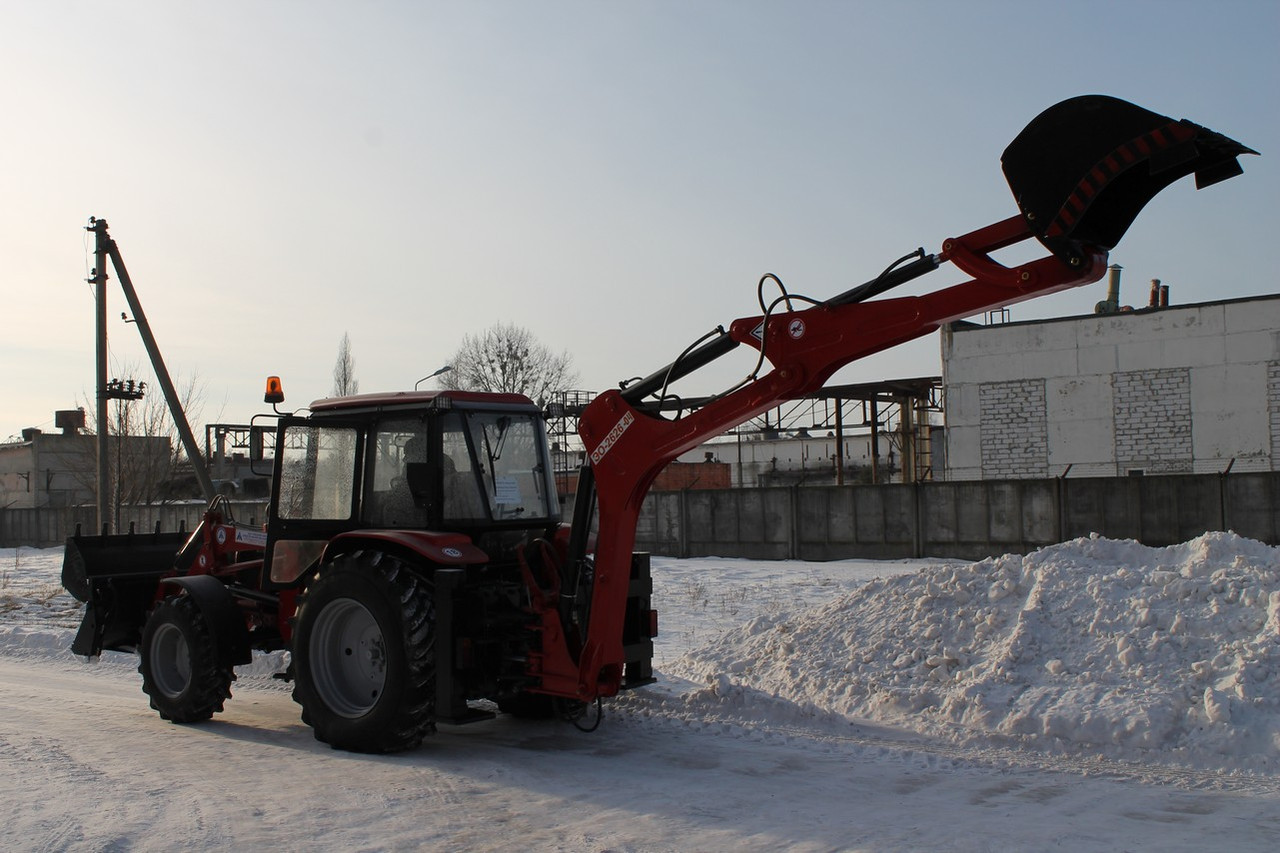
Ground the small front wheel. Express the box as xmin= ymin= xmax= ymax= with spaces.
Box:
xmin=139 ymin=595 xmax=234 ymax=723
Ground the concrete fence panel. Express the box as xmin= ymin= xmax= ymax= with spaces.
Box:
xmin=1224 ymin=474 xmax=1278 ymax=543
xmin=1061 ymin=478 xmax=1142 ymax=542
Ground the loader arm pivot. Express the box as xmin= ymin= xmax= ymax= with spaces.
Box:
xmin=531 ymin=95 xmax=1255 ymax=702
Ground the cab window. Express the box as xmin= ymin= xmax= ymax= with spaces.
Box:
xmin=366 ymin=418 xmax=428 ymax=526
xmin=275 ymin=424 xmax=358 ymax=520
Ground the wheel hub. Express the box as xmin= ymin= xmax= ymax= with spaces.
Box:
xmin=310 ymin=597 xmax=387 ymax=718
xmin=150 ymin=622 xmax=192 ymax=699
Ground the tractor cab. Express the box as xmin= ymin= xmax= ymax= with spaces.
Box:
xmin=263 ymin=390 xmax=561 ymax=588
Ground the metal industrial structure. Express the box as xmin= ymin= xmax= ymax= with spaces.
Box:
xmin=205 ymin=423 xmax=274 ymax=496
xmin=548 ymin=378 xmax=944 ymax=488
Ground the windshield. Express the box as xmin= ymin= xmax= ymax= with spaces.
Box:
xmin=443 ymin=411 xmax=556 ymax=523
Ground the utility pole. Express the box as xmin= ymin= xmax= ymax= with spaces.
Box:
xmin=867 ymin=399 xmax=881 ymax=484
xmin=86 ymin=217 xmax=217 ymax=525
xmin=89 ymin=220 xmax=110 ymax=530
xmin=834 ymin=398 xmax=845 ymax=486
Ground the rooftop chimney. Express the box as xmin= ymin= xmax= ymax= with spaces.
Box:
xmin=55 ymin=408 xmax=86 ymax=435
xmin=1095 ymin=264 xmax=1122 ymax=314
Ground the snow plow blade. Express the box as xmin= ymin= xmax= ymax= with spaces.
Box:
xmin=1002 ymin=95 xmax=1257 ymax=264
xmin=62 ymin=527 xmax=186 ymax=657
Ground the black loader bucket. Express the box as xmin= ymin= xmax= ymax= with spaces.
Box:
xmin=1002 ymin=95 xmax=1257 ymax=264
xmin=62 ymin=527 xmax=187 ymax=656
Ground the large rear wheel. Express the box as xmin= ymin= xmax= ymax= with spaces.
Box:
xmin=291 ymin=551 xmax=436 ymax=753
xmin=139 ymin=594 xmax=234 ymax=723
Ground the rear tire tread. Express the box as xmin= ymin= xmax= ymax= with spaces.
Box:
xmin=291 ymin=550 xmax=436 ymax=753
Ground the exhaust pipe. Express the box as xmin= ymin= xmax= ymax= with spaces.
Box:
xmin=1095 ymin=264 xmax=1123 ymax=314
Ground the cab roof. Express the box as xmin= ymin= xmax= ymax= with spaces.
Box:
xmin=309 ymin=389 xmax=538 ymax=415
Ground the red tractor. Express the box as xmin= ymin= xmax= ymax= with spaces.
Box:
xmin=62 ymin=96 xmax=1254 ymax=752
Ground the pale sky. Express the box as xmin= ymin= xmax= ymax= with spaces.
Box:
xmin=2 ymin=0 xmax=1275 ymax=441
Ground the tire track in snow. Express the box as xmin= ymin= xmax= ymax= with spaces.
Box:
xmin=609 ymin=683 xmax=1280 ymax=796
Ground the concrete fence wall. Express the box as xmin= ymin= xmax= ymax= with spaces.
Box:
xmin=634 ymin=472 xmax=1280 ymax=561
xmin=0 ymin=502 xmax=271 ymax=548
xmin=6 ymin=473 xmax=1277 ymax=561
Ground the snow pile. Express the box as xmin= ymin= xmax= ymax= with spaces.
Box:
xmin=8 ymin=537 xmax=1280 ymax=775
xmin=0 ymin=625 xmax=76 ymax=654
xmin=0 ymin=546 xmax=81 ymax=629
xmin=674 ymin=532 xmax=1280 ymax=773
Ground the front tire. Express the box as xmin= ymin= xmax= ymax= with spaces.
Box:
xmin=291 ymin=551 xmax=436 ymax=753
xmin=139 ymin=594 xmax=234 ymax=723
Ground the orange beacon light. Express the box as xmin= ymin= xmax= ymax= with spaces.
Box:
xmin=264 ymin=376 xmax=284 ymax=405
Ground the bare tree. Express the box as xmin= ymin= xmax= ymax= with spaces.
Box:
xmin=446 ymin=323 xmax=578 ymax=404
xmin=333 ymin=332 xmax=360 ymax=397
xmin=144 ymin=371 xmax=212 ymax=498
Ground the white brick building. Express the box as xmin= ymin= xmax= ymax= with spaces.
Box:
xmin=942 ymin=293 xmax=1280 ymax=480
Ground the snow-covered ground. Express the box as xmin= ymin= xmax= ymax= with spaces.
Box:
xmin=2 ymin=536 xmax=1278 ymax=851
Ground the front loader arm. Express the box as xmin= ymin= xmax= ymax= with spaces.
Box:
xmin=546 ymin=216 xmax=1104 ymax=699
xmin=530 ymin=95 xmax=1254 ymax=702
xmin=590 ymin=215 xmax=1106 ymax=498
